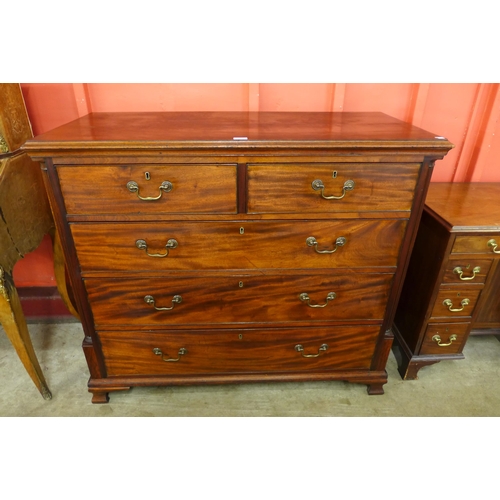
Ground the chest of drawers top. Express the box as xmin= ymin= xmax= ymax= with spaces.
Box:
xmin=24 ymin=111 xmax=451 ymax=156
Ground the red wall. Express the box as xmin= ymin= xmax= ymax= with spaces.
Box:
xmin=14 ymin=83 xmax=500 ymax=287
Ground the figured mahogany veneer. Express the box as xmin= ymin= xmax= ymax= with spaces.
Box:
xmin=23 ymin=112 xmax=453 ymax=403
xmin=393 ymin=182 xmax=500 ymax=380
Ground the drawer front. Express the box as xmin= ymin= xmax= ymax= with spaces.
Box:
xmin=247 ymin=163 xmax=420 ymax=213
xmin=442 ymin=259 xmax=492 ymax=284
xmin=85 ymin=273 xmax=394 ymax=327
xmin=452 ymin=235 xmax=500 ymax=256
xmin=98 ymin=326 xmax=381 ymax=376
xmin=419 ymin=323 xmax=469 ymax=355
xmin=57 ymin=164 xmax=237 ymax=215
xmin=430 ymin=287 xmax=482 ymax=319
xmin=71 ymin=219 xmax=406 ymax=273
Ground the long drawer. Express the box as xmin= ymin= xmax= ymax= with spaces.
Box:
xmin=247 ymin=163 xmax=420 ymax=213
xmin=71 ymin=219 xmax=407 ymax=273
xmin=85 ymin=273 xmax=394 ymax=327
xmin=99 ymin=326 xmax=381 ymax=376
xmin=57 ymin=164 xmax=238 ymax=215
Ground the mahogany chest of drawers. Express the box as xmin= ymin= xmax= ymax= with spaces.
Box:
xmin=393 ymin=182 xmax=500 ymax=379
xmin=24 ymin=112 xmax=453 ymax=403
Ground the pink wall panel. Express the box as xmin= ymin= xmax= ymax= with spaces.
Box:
xmin=342 ymin=83 xmax=414 ymax=121
xmin=13 ymin=83 xmax=500 ymax=288
xmin=258 ymin=84 xmax=333 ymax=111
xmin=86 ymin=83 xmax=251 ymax=112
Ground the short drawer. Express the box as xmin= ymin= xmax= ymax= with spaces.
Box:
xmin=85 ymin=273 xmax=394 ymax=328
xmin=429 ymin=287 xmax=482 ymax=319
xmin=57 ymin=164 xmax=237 ymax=215
xmin=452 ymin=235 xmax=500 ymax=256
xmin=442 ymin=259 xmax=492 ymax=284
xmin=419 ymin=323 xmax=469 ymax=355
xmin=98 ymin=326 xmax=381 ymax=376
xmin=71 ymin=219 xmax=407 ymax=273
xmin=247 ymin=163 xmax=420 ymax=213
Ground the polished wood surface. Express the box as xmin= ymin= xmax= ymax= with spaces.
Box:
xmin=24 ymin=111 xmax=448 ymax=150
xmin=58 ymin=164 xmax=238 ymax=215
xmin=24 ymin=112 xmax=453 ymax=402
xmin=71 ymin=219 xmax=406 ymax=273
xmin=99 ymin=326 xmax=381 ymax=376
xmin=247 ymin=163 xmax=420 ymax=213
xmin=393 ymin=182 xmax=500 ymax=380
xmin=0 ymin=84 xmax=78 ymax=401
xmin=85 ymin=273 xmax=393 ymax=327
xmin=425 ymin=182 xmax=500 ymax=230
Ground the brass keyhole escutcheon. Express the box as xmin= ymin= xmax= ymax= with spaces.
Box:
xmin=239 ymin=227 xmax=245 ymax=234
xmin=145 ymin=171 xmax=151 ymax=180
xmin=238 ymin=334 xmax=243 ymax=340
xmin=238 ymin=281 xmax=244 ymax=288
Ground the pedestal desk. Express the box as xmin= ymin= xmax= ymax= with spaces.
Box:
xmin=393 ymin=182 xmax=500 ymax=379
xmin=23 ymin=112 xmax=453 ymax=403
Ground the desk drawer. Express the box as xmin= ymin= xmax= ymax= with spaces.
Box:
xmin=99 ymin=326 xmax=381 ymax=376
xmin=85 ymin=273 xmax=393 ymax=327
xmin=429 ymin=287 xmax=482 ymax=319
xmin=452 ymin=235 xmax=500 ymax=256
xmin=247 ymin=163 xmax=420 ymax=213
xmin=57 ymin=164 xmax=237 ymax=215
xmin=442 ymin=259 xmax=492 ymax=284
xmin=419 ymin=323 xmax=469 ymax=355
xmin=71 ymin=219 xmax=406 ymax=273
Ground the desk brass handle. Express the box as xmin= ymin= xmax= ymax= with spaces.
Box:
xmin=299 ymin=292 xmax=336 ymax=308
xmin=432 ymin=334 xmax=458 ymax=347
xmin=488 ymin=239 xmax=500 ymax=254
xmin=136 ymin=238 xmax=178 ymax=257
xmin=453 ymin=266 xmax=481 ymax=281
xmin=311 ymin=179 xmax=355 ymax=200
xmin=144 ymin=294 xmax=182 ymax=311
xmin=126 ymin=180 xmax=173 ymax=200
xmin=443 ymin=298 xmax=470 ymax=312
xmin=153 ymin=347 xmax=187 ymax=362
xmin=295 ymin=344 xmax=329 ymax=358
xmin=306 ymin=236 xmax=346 ymax=254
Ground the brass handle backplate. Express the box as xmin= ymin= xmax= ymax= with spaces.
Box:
xmin=144 ymin=294 xmax=182 ymax=311
xmin=306 ymin=236 xmax=346 ymax=254
xmin=136 ymin=238 xmax=178 ymax=258
xmin=126 ymin=180 xmax=173 ymax=200
xmin=295 ymin=344 xmax=329 ymax=358
xmin=432 ymin=334 xmax=458 ymax=347
xmin=488 ymin=239 xmax=500 ymax=254
xmin=299 ymin=292 xmax=336 ymax=308
xmin=453 ymin=266 xmax=481 ymax=281
xmin=443 ymin=298 xmax=470 ymax=312
xmin=311 ymin=179 xmax=355 ymax=200
xmin=153 ymin=347 xmax=187 ymax=362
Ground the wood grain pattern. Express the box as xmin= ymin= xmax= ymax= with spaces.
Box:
xmin=85 ymin=273 xmax=393 ymax=328
xmin=71 ymin=219 xmax=406 ymax=274
xmin=22 ymin=112 xmax=452 ymax=151
xmin=99 ymin=326 xmax=381 ymax=376
xmin=452 ymin=236 xmax=500 ymax=255
xmin=247 ymin=163 xmax=420 ymax=213
xmin=442 ymin=259 xmax=491 ymax=283
xmin=419 ymin=323 xmax=469 ymax=355
xmin=57 ymin=164 xmax=237 ymax=215
xmin=22 ymin=111 xmax=453 ymax=401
